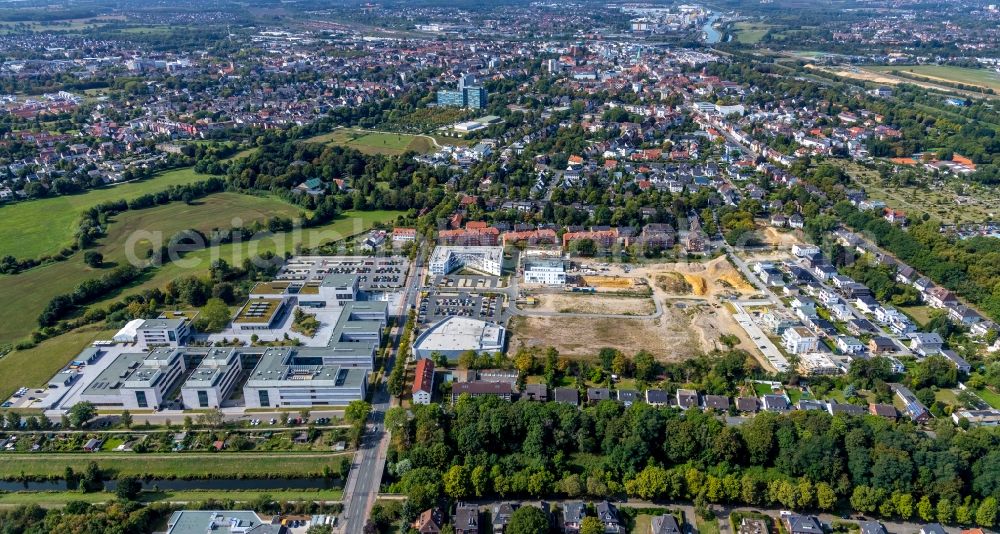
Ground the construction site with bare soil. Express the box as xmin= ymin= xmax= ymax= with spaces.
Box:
xmin=509 ymin=256 xmax=764 ymax=361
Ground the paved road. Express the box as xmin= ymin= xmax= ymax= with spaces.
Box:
xmin=340 ymin=246 xmax=425 ymax=534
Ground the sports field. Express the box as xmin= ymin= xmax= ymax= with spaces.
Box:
xmin=867 ymin=65 xmax=1000 ymax=92
xmin=304 ymin=128 xmax=435 ymax=155
xmin=0 ymin=166 xmax=209 ymax=260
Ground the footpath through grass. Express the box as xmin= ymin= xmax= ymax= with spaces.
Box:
xmin=0 ymin=166 xmax=207 ymax=260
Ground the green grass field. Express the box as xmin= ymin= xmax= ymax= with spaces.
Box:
xmin=0 ymin=453 xmax=346 ymax=480
xmin=632 ymin=514 xmax=654 ymax=533
xmin=0 ymin=488 xmax=343 ymax=507
xmin=85 ymin=209 xmax=400 ymax=307
xmin=868 ymin=65 xmax=1000 ymax=92
xmin=973 ymin=387 xmax=1000 ymax=409
xmin=0 ymin=193 xmax=306 ymax=348
xmin=0 ymin=325 xmax=115 ymax=401
xmin=898 ymin=305 xmax=936 ymax=328
xmin=304 ymin=128 xmax=435 ymax=156
xmin=97 ymin=193 xmax=303 ymax=261
xmin=0 ymin=167 xmax=209 ymax=260
xmin=732 ymin=22 xmax=773 ymax=44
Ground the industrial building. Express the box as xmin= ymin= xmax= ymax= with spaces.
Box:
xmin=411 ymin=316 xmax=506 ymax=359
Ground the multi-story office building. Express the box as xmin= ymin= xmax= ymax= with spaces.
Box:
xmin=243 ymin=347 xmax=369 ymax=408
xmin=428 ymin=246 xmax=503 ymax=276
xmin=137 ymin=318 xmax=190 ymax=347
xmin=80 ymin=348 xmax=187 ymax=410
xmin=180 ymin=348 xmax=244 ymax=409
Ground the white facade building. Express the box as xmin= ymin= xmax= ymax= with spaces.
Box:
xmin=79 ymin=348 xmax=187 ymax=410
xmin=523 ymin=258 xmax=566 ymax=285
xmin=137 ymin=318 xmax=190 ymax=348
xmin=782 ymin=326 xmax=820 ymax=355
xmin=428 ymin=246 xmax=503 ymax=276
xmin=180 ymin=348 xmax=243 ymax=409
xmin=243 ymin=347 xmax=368 ymax=408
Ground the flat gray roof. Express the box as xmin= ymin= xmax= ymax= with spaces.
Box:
xmin=244 ymin=347 xmax=367 ymax=388
xmin=139 ymin=318 xmax=186 ymax=330
xmin=167 ymin=510 xmax=281 ymax=534
xmin=321 ymin=273 xmax=359 ymax=288
xmin=182 ymin=348 xmax=239 ymax=388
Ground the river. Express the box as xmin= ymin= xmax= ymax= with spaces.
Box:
xmin=702 ymin=13 xmax=722 ymax=44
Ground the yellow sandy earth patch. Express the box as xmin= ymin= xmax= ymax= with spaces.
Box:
xmin=683 ymin=274 xmax=708 ymax=296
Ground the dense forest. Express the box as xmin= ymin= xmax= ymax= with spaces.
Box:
xmin=383 ymin=393 xmax=1000 ymax=527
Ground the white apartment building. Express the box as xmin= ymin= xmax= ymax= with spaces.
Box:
xmin=429 ymin=246 xmax=503 ymax=276
xmin=782 ymin=326 xmax=820 ymax=355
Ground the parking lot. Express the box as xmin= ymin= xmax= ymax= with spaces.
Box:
xmin=276 ymin=256 xmax=409 ymax=291
xmin=419 ymin=291 xmax=503 ymax=325
xmin=431 ymin=274 xmax=503 ymax=290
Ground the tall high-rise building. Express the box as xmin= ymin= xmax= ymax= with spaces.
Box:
xmin=463 ymin=86 xmax=487 ymax=109
xmin=437 ymin=74 xmax=487 ymax=109
xmin=437 ymin=89 xmax=466 ymax=107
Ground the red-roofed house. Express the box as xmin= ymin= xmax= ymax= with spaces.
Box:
xmin=413 ymin=358 xmax=435 ymax=405
xmin=563 ymin=228 xmax=619 ymax=250
xmin=501 ymin=228 xmax=558 ymax=247
xmin=439 ymin=227 xmax=500 ymax=246
xmin=393 ymin=228 xmax=417 ymax=242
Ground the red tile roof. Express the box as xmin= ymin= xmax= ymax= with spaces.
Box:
xmin=413 ymin=358 xmax=435 ymax=395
